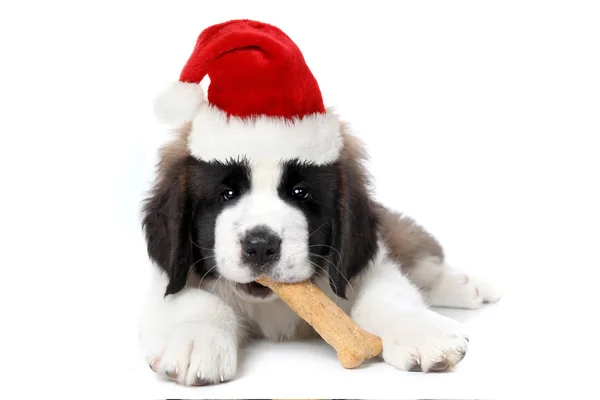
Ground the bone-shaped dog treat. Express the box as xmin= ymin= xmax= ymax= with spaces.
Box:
xmin=256 ymin=275 xmax=383 ymax=368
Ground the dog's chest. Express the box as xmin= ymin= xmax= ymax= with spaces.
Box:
xmin=236 ymin=279 xmax=351 ymax=341
xmin=242 ymin=298 xmax=310 ymax=340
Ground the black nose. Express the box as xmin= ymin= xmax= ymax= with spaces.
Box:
xmin=241 ymin=226 xmax=282 ymax=267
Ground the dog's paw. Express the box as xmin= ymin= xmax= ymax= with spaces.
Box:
xmin=381 ymin=310 xmax=469 ymax=372
xmin=145 ymin=324 xmax=237 ymax=386
xmin=427 ymin=268 xmax=503 ymax=309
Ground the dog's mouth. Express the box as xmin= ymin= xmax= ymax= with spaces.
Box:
xmin=236 ymin=281 xmax=273 ymax=298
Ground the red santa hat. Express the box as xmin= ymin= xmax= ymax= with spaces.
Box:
xmin=153 ymin=19 xmax=342 ymax=165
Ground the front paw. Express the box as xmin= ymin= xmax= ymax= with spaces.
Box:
xmin=381 ymin=310 xmax=469 ymax=372
xmin=145 ymin=324 xmax=237 ymax=386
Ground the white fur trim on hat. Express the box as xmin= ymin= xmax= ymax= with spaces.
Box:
xmin=187 ymin=104 xmax=343 ymax=165
xmin=153 ymin=81 xmax=205 ymax=126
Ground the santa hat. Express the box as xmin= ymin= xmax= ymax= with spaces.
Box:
xmin=153 ymin=19 xmax=342 ymax=165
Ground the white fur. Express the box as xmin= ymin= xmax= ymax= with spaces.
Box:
xmin=214 ymin=161 xmax=312 ymax=284
xmin=187 ymin=104 xmax=343 ymax=165
xmin=209 ymin=276 xmax=306 ymax=340
xmin=350 ymin=241 xmax=470 ymax=371
xmin=140 ymin=238 xmax=502 ymax=385
xmin=153 ymin=81 xmax=205 ymax=126
xmin=139 ymin=267 xmax=241 ymax=385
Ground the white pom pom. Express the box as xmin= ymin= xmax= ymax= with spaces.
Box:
xmin=153 ymin=81 xmax=205 ymax=126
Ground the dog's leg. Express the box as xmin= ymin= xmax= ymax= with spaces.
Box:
xmin=409 ymin=256 xmax=503 ymax=309
xmin=139 ymin=267 xmax=242 ymax=386
xmin=375 ymin=202 xmax=502 ymax=309
xmin=350 ymin=243 xmax=469 ymax=372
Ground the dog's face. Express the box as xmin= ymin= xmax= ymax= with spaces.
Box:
xmin=142 ymin=127 xmax=378 ymax=302
xmin=193 ymin=157 xmax=338 ymax=300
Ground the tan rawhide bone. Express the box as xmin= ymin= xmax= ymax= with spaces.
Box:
xmin=256 ymin=275 xmax=383 ymax=368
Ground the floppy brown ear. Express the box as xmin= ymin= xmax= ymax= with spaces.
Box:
xmin=141 ymin=126 xmax=196 ymax=297
xmin=326 ymin=127 xmax=380 ymax=298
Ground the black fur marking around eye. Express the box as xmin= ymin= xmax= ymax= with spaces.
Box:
xmin=142 ymin=155 xmax=252 ymax=297
xmin=278 ymin=159 xmax=338 ymax=206
xmin=278 ymin=159 xmax=339 ymax=289
xmin=278 ymin=156 xmax=379 ymax=299
xmin=187 ymin=156 xmax=252 ymax=205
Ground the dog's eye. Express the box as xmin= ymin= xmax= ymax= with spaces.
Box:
xmin=221 ymin=188 xmax=237 ymax=201
xmin=291 ymin=186 xmax=309 ymax=200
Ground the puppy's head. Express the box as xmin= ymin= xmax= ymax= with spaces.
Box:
xmin=143 ymin=19 xmax=379 ymax=301
xmin=142 ymin=114 xmax=379 ymax=302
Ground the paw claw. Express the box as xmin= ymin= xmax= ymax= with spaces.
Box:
xmin=429 ymin=358 xmax=449 ymax=372
xmin=143 ymin=324 xmax=238 ymax=386
xmin=192 ymin=374 xmax=210 ymax=386
xmin=149 ymin=359 xmax=159 ymax=372
xmin=408 ymin=356 xmax=422 ymax=372
xmin=380 ymin=311 xmax=469 ymax=374
xmin=165 ymin=367 xmax=179 ymax=380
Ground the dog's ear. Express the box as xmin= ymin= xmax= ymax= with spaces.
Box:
xmin=326 ymin=130 xmax=379 ymax=299
xmin=141 ymin=131 xmax=196 ymax=297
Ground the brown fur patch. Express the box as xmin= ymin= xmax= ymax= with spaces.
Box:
xmin=156 ymin=122 xmax=192 ymax=176
xmin=337 ymin=115 xmax=445 ymax=274
xmin=374 ymin=202 xmax=445 ymax=267
xmin=149 ymin=122 xmax=192 ymax=211
xmin=338 ymin=121 xmax=374 ymax=195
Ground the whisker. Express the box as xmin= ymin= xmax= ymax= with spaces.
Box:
xmin=189 ymin=238 xmax=215 ymax=252
xmin=280 ymin=246 xmax=353 ymax=298
xmin=308 ymin=244 xmax=342 ymax=263
xmin=197 ymin=265 xmax=218 ymax=289
xmin=186 ymin=255 xmax=216 ymax=282
xmin=307 ymin=261 xmax=335 ymax=291
xmin=307 ymin=259 xmax=332 ymax=284
xmin=309 ymin=269 xmax=329 ymax=292
xmin=307 ymin=222 xmax=329 ymax=239
xmin=210 ymin=275 xmax=223 ymax=292
xmin=309 ymin=252 xmax=356 ymax=298
xmin=307 ymin=260 xmax=340 ymax=306
xmin=229 ymin=281 xmax=244 ymax=301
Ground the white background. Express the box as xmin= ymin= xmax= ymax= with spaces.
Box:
xmin=1 ymin=0 xmax=599 ymax=399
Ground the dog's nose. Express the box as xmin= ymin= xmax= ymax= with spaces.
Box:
xmin=241 ymin=226 xmax=282 ymax=267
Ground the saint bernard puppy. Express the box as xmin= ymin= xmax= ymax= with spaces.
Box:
xmin=138 ymin=19 xmax=502 ymax=386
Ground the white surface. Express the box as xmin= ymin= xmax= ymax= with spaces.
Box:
xmin=1 ymin=1 xmax=599 ymax=399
